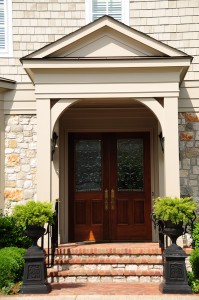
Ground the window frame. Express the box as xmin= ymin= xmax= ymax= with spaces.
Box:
xmin=0 ymin=0 xmax=13 ymax=57
xmin=85 ymin=0 xmax=129 ymax=25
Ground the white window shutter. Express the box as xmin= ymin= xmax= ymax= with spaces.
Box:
xmin=0 ymin=0 xmax=12 ymax=57
xmin=92 ymin=1 xmax=107 ymax=20
xmin=92 ymin=0 xmax=122 ymax=21
xmin=0 ymin=0 xmax=5 ymax=50
xmin=86 ymin=0 xmax=129 ymax=25
xmin=108 ymin=0 xmax=122 ymax=21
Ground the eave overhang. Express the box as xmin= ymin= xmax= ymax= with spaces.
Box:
xmin=20 ymin=16 xmax=193 ymax=88
xmin=0 ymin=77 xmax=16 ymax=92
xmin=21 ymin=56 xmax=193 ymax=86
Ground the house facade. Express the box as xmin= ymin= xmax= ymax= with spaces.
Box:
xmin=0 ymin=0 xmax=199 ymax=243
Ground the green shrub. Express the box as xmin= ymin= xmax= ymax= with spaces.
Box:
xmin=187 ymin=271 xmax=199 ymax=293
xmin=0 ymin=215 xmax=31 ymax=249
xmin=188 ymin=247 xmax=199 ymax=293
xmin=12 ymin=200 xmax=55 ymax=228
xmin=0 ymin=282 xmax=21 ymax=295
xmin=153 ymin=196 xmax=197 ymax=224
xmin=192 ymin=222 xmax=199 ymax=249
xmin=190 ymin=248 xmax=199 ymax=279
xmin=0 ymin=247 xmax=25 ymax=290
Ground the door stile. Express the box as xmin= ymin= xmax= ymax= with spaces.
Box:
xmin=102 ymin=135 xmax=110 ymax=240
xmin=108 ymin=133 xmax=118 ymax=240
xmin=68 ymin=133 xmax=75 ymax=241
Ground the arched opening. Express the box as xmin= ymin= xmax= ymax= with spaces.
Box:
xmin=52 ymin=97 xmax=163 ymax=243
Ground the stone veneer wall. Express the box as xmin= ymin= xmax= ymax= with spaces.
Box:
xmin=4 ymin=115 xmax=37 ymax=213
xmin=179 ymin=112 xmax=199 ymax=203
xmin=4 ymin=112 xmax=199 ymax=212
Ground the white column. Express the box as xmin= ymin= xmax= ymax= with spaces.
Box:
xmin=36 ymin=99 xmax=51 ymax=201
xmin=164 ymin=97 xmax=180 ymax=197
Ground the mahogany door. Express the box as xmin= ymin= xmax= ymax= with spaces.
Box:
xmin=68 ymin=132 xmax=151 ymax=242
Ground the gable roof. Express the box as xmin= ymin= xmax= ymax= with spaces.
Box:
xmin=21 ymin=15 xmax=191 ymax=60
xmin=20 ymin=16 xmax=192 ymax=85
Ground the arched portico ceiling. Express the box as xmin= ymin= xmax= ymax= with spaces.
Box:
xmin=51 ymin=99 xmax=80 ymax=131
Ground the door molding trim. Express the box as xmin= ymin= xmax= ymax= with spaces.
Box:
xmin=59 ymin=129 xmax=157 ymax=244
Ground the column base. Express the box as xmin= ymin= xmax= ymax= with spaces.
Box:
xmin=162 ymin=283 xmax=192 ymax=294
xmin=20 ymin=283 xmax=51 ymax=294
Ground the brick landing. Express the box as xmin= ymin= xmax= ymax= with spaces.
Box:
xmin=48 ymin=242 xmax=163 ymax=284
xmin=50 ymin=282 xmax=163 ymax=295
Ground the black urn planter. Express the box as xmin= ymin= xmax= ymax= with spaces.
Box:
xmin=163 ymin=221 xmax=184 ymax=245
xmin=162 ymin=220 xmax=192 ymax=294
xmin=24 ymin=225 xmax=46 ymax=247
xmin=20 ymin=225 xmax=51 ymax=294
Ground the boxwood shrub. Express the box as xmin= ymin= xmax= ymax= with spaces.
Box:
xmin=0 ymin=247 xmax=26 ymax=290
xmin=0 ymin=215 xmax=31 ymax=249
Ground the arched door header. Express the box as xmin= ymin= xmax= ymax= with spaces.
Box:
xmin=51 ymin=97 xmax=165 ymax=135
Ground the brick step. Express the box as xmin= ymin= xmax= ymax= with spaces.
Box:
xmin=48 ymin=269 xmax=163 ymax=277
xmin=54 ymin=247 xmax=162 ymax=255
xmin=51 ymin=256 xmax=163 ymax=265
xmin=47 ymin=243 xmax=163 ymax=283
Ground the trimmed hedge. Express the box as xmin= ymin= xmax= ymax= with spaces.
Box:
xmin=0 ymin=247 xmax=26 ymax=289
xmin=190 ymin=248 xmax=199 ymax=280
xmin=192 ymin=222 xmax=199 ymax=249
xmin=0 ymin=216 xmax=31 ymax=249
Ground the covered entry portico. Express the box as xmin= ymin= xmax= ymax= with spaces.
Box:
xmin=20 ymin=16 xmax=192 ymax=243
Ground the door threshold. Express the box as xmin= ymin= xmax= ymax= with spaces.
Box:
xmin=71 ymin=240 xmax=152 ymax=244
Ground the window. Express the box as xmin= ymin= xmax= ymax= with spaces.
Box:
xmin=0 ymin=0 xmax=12 ymax=57
xmin=86 ymin=0 xmax=129 ymax=25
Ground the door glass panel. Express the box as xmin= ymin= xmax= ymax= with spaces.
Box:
xmin=75 ymin=140 xmax=102 ymax=192
xmin=117 ymin=139 xmax=144 ymax=191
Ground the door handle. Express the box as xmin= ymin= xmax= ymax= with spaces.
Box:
xmin=104 ymin=189 xmax=108 ymax=211
xmin=111 ymin=189 xmax=115 ymax=210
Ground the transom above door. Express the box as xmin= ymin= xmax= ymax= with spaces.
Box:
xmin=69 ymin=132 xmax=151 ymax=242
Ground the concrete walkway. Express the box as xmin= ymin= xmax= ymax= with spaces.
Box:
xmin=0 ymin=282 xmax=199 ymax=300
xmin=0 ymin=296 xmax=199 ymax=300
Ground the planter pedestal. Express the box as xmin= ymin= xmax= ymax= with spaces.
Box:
xmin=162 ymin=222 xmax=192 ymax=294
xmin=20 ymin=226 xmax=51 ymax=294
xmin=162 ymin=244 xmax=192 ymax=294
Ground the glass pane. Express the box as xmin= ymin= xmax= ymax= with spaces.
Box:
xmin=75 ymin=140 xmax=102 ymax=192
xmin=117 ymin=139 xmax=144 ymax=191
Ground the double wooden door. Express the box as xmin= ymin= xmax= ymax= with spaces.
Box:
xmin=69 ymin=132 xmax=151 ymax=242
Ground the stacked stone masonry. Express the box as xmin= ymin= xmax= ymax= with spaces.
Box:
xmin=4 ymin=115 xmax=37 ymax=213
xmin=179 ymin=112 xmax=199 ymax=203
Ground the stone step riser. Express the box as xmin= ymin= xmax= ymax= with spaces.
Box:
xmin=48 ymin=274 xmax=163 ymax=284
xmin=51 ymin=264 xmax=163 ymax=271
xmin=47 ymin=256 xmax=163 ymax=283
xmin=47 ymin=244 xmax=163 ymax=283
